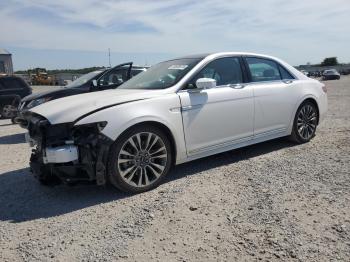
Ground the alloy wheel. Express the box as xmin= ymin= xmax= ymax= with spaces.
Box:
xmin=297 ymin=104 xmax=317 ymax=140
xmin=117 ymin=132 xmax=168 ymax=188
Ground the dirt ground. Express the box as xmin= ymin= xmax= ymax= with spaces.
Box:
xmin=0 ymin=77 xmax=349 ymax=261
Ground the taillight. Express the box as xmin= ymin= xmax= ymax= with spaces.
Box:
xmin=322 ymin=84 xmax=327 ymax=93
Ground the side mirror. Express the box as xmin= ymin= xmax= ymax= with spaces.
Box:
xmin=92 ymin=79 xmax=98 ymax=87
xmin=195 ymin=78 xmax=216 ymax=89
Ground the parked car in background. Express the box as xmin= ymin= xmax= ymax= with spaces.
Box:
xmin=322 ymin=69 xmax=340 ymax=80
xmin=15 ymin=62 xmax=148 ymax=127
xmin=300 ymin=70 xmax=310 ymax=77
xmin=308 ymin=71 xmax=322 ymax=78
xmin=0 ymin=76 xmax=32 ymax=119
xmin=340 ymin=69 xmax=350 ymax=75
xmin=24 ymin=52 xmax=327 ymax=193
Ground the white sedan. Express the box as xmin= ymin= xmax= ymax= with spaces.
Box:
xmin=26 ymin=52 xmax=327 ymax=193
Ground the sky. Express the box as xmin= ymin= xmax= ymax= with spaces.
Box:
xmin=0 ymin=0 xmax=349 ymax=70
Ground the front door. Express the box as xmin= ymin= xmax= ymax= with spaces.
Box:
xmin=178 ymin=57 xmax=254 ymax=155
xmin=97 ymin=62 xmax=132 ymax=90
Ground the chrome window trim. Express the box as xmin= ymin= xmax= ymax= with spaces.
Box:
xmin=177 ymin=55 xmax=245 ymax=93
xmin=245 ymin=79 xmax=286 ymax=85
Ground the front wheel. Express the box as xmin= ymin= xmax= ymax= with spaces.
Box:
xmin=108 ymin=125 xmax=173 ymax=193
xmin=1 ymin=104 xmax=17 ymax=119
xmin=289 ymin=101 xmax=318 ymax=143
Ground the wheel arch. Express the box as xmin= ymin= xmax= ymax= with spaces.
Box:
xmin=300 ymin=97 xmax=320 ymax=124
xmin=287 ymin=95 xmax=320 ymax=134
xmin=112 ymin=120 xmax=178 ymax=164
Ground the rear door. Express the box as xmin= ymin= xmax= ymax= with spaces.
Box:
xmin=244 ymin=56 xmax=298 ymax=136
xmin=0 ymin=77 xmax=25 ymax=96
xmin=0 ymin=77 xmax=25 ymax=106
xmin=0 ymin=79 xmax=4 ymax=103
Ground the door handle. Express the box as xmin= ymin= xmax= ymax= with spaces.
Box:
xmin=181 ymin=104 xmax=203 ymax=111
xmin=283 ymin=80 xmax=293 ymax=84
xmin=230 ymin=84 xmax=245 ymax=89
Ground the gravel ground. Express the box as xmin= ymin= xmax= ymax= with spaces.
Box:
xmin=0 ymin=77 xmax=349 ymax=261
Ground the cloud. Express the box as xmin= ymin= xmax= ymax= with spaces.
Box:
xmin=0 ymin=0 xmax=349 ymax=66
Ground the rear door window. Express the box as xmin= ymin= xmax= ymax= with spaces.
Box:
xmin=246 ymin=57 xmax=282 ymax=82
xmin=279 ymin=66 xmax=294 ymax=80
xmin=0 ymin=78 xmax=25 ymax=90
xmin=0 ymin=61 xmax=5 ymax=73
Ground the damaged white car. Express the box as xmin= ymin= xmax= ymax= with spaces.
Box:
xmin=25 ymin=52 xmax=327 ymax=193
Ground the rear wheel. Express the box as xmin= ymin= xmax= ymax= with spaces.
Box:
xmin=289 ymin=101 xmax=318 ymax=143
xmin=108 ymin=125 xmax=173 ymax=193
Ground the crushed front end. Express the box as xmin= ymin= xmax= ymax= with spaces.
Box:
xmin=26 ymin=113 xmax=113 ymax=185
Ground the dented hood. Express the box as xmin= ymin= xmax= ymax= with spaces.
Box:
xmin=30 ymin=89 xmax=166 ymax=124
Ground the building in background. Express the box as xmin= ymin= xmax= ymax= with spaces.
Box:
xmin=0 ymin=49 xmax=13 ymax=75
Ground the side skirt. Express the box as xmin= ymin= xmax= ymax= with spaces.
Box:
xmin=176 ymin=130 xmax=290 ymax=165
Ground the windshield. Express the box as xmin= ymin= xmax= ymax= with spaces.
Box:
xmin=66 ymin=71 xmax=103 ymax=88
xmin=119 ymin=58 xmax=202 ymax=89
xmin=324 ymin=69 xmax=337 ymax=74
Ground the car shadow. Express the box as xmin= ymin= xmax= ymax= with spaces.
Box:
xmin=0 ymin=133 xmax=25 ymax=144
xmin=0 ymin=122 xmax=14 ymax=127
xmin=0 ymin=168 xmax=129 ymax=223
xmin=0 ymin=138 xmax=296 ymax=223
xmin=167 ymin=137 xmax=296 ymax=183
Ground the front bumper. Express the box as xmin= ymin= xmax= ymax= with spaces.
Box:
xmin=13 ymin=101 xmax=29 ymax=127
xmin=27 ymin=115 xmax=113 ymax=185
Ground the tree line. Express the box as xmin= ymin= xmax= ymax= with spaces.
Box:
xmin=15 ymin=66 xmax=106 ymax=75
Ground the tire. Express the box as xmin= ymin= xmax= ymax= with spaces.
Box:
xmin=1 ymin=104 xmax=17 ymax=119
xmin=108 ymin=125 xmax=173 ymax=193
xmin=289 ymin=101 xmax=318 ymax=144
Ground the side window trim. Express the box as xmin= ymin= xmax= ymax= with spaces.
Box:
xmin=241 ymin=56 xmax=252 ymax=83
xmin=243 ymin=56 xmax=296 ymax=83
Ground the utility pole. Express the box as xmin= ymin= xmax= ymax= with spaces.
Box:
xmin=108 ymin=48 xmax=111 ymax=68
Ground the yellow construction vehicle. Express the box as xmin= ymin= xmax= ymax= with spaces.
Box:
xmin=30 ymin=68 xmax=56 ymax=85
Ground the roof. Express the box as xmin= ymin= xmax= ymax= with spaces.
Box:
xmin=0 ymin=48 xmax=11 ymax=55
xmin=169 ymin=52 xmax=280 ymax=61
xmin=170 ymin=53 xmax=211 ymax=60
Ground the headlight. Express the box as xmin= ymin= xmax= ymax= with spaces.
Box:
xmin=72 ymin=121 xmax=108 ymax=142
xmin=26 ymin=97 xmax=52 ymax=109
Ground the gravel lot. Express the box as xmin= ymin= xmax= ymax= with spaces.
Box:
xmin=0 ymin=77 xmax=349 ymax=261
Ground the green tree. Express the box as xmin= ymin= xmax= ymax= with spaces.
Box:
xmin=321 ymin=57 xmax=338 ymax=66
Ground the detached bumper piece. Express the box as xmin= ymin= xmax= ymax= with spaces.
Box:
xmin=27 ymin=114 xmax=113 ymax=185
